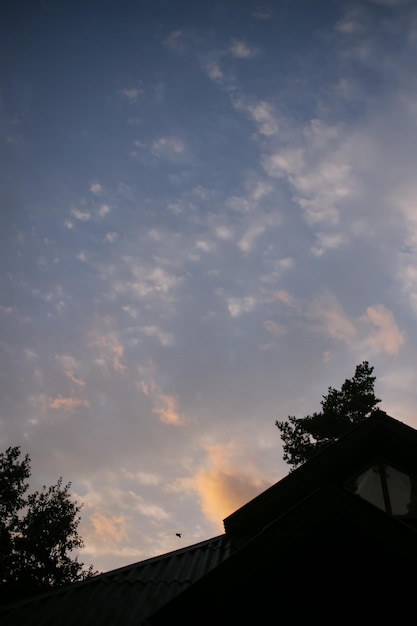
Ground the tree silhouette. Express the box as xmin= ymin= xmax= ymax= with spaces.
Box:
xmin=0 ymin=446 xmax=96 ymax=604
xmin=276 ymin=361 xmax=380 ymax=468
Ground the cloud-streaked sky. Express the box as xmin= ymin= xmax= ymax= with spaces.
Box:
xmin=2 ymin=0 xmax=417 ymax=572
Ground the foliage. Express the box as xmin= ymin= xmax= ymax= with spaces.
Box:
xmin=276 ymin=361 xmax=380 ymax=469
xmin=0 ymin=446 xmax=95 ymax=604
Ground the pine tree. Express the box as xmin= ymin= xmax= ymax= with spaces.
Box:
xmin=276 ymin=361 xmax=380 ymax=468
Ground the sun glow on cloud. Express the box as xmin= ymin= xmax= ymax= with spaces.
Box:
xmin=153 ymin=393 xmax=186 ymax=426
xmin=3 ymin=0 xmax=417 ymax=574
xmin=91 ymin=512 xmax=128 ymax=545
xmin=47 ymin=395 xmax=90 ymax=413
xmin=193 ymin=441 xmax=271 ymax=525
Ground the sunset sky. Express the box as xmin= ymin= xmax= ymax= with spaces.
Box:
xmin=2 ymin=0 xmax=417 ymax=573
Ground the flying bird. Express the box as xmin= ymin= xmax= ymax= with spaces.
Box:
xmin=176 ymin=533 xmax=182 ymax=538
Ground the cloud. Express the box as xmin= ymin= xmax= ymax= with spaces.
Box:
xmin=230 ymin=39 xmax=257 ymax=59
xmin=310 ymin=231 xmax=346 ymax=256
xmin=226 ymin=179 xmax=273 ymax=215
xmin=151 ymin=137 xmax=185 ymax=159
xmin=121 ymin=468 xmax=161 ymax=485
xmin=152 ymin=393 xmax=186 ymax=426
xmin=192 ymin=442 xmax=271 ymax=524
xmin=47 ymin=395 xmax=90 ymax=413
xmin=70 ymin=207 xmax=91 ymax=222
xmin=137 ymin=362 xmax=186 ymax=426
xmin=97 ymin=204 xmax=111 ymax=217
xmin=120 ymin=88 xmax=142 ymax=103
xmin=263 ymin=320 xmax=286 ymax=336
xmin=335 ymin=9 xmax=364 ymax=35
xmin=111 ymin=260 xmax=182 ymax=301
xmin=363 ymin=305 xmax=405 ymax=355
xmin=260 ymin=118 xmax=352 ymax=224
xmin=90 ymin=512 xmax=128 ymax=547
xmin=89 ymin=329 xmax=128 ymax=375
xmin=234 ymin=98 xmax=279 ymax=136
xmin=215 ymin=226 xmax=234 ymax=240
xmin=55 ymin=354 xmax=86 ymax=387
xmin=252 ymin=9 xmax=271 ymax=19
xmin=227 ymin=296 xmax=257 ymax=317
xmin=238 ymin=225 xmax=265 ymax=252
xmin=309 ymin=294 xmax=357 ymax=342
xmin=89 ymin=182 xmax=102 ymax=194
xmin=141 ymin=325 xmax=175 ymax=347
xmin=204 ymin=62 xmax=224 ymax=82
xmin=270 ymin=289 xmax=297 ymax=306
xmin=104 ymin=232 xmax=118 ymax=243
xmin=163 ymin=30 xmax=184 ymax=52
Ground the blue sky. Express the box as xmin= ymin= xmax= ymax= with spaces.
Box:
xmin=2 ymin=0 xmax=417 ymax=572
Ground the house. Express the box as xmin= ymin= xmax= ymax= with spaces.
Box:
xmin=2 ymin=409 xmax=417 ymax=624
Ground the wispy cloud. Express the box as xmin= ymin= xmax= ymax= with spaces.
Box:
xmin=229 ymin=39 xmax=258 ymax=59
xmin=110 ymin=259 xmax=182 ymax=302
xmin=104 ymin=232 xmax=118 ymax=243
xmin=70 ymin=207 xmax=91 ymax=222
xmin=151 ymin=137 xmax=185 ymax=159
xmin=363 ymin=305 xmax=405 ymax=355
xmin=238 ymin=225 xmax=265 ymax=252
xmin=163 ymin=30 xmax=184 ymax=52
xmin=263 ymin=319 xmax=286 ymax=337
xmin=55 ymin=354 xmax=86 ymax=387
xmin=227 ymin=296 xmax=257 ymax=317
xmin=152 ymin=393 xmax=187 ymax=426
xmin=120 ymin=88 xmax=142 ymax=103
xmin=335 ymin=8 xmax=364 ymax=35
xmin=141 ymin=325 xmax=175 ymax=347
xmin=310 ymin=231 xmax=346 ymax=256
xmin=263 ymin=124 xmax=351 ymax=224
xmin=204 ymin=61 xmax=224 ymax=82
xmin=233 ymin=98 xmax=279 ymax=136
xmin=89 ymin=328 xmax=128 ymax=375
xmin=308 ymin=294 xmax=357 ymax=342
xmin=47 ymin=395 xmax=90 ymax=413
xmin=90 ymin=182 xmax=102 ymax=194
xmin=252 ymin=9 xmax=271 ymax=20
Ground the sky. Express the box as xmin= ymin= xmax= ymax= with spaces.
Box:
xmin=2 ymin=0 xmax=417 ymax=573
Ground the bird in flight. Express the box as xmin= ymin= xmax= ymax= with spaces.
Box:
xmin=176 ymin=533 xmax=182 ymax=538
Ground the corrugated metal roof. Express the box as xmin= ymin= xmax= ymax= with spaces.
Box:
xmin=0 ymin=534 xmax=233 ymax=626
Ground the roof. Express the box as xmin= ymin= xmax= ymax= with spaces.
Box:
xmin=3 ymin=409 xmax=417 ymax=624
xmin=224 ymin=409 xmax=417 ymax=538
xmin=0 ymin=535 xmax=233 ymax=626
xmin=149 ymin=484 xmax=417 ymax=623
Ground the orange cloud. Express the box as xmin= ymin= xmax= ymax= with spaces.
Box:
xmin=55 ymin=354 xmax=86 ymax=387
xmin=90 ymin=512 xmax=128 ymax=547
xmin=193 ymin=442 xmax=271 ymax=525
xmin=47 ymin=395 xmax=90 ymax=412
xmin=112 ymin=342 xmax=127 ymax=373
xmin=65 ymin=371 xmax=86 ymax=386
xmin=89 ymin=329 xmax=127 ymax=375
xmin=153 ymin=393 xmax=186 ymax=426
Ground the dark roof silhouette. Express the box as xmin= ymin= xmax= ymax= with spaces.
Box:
xmin=2 ymin=409 xmax=417 ymax=624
